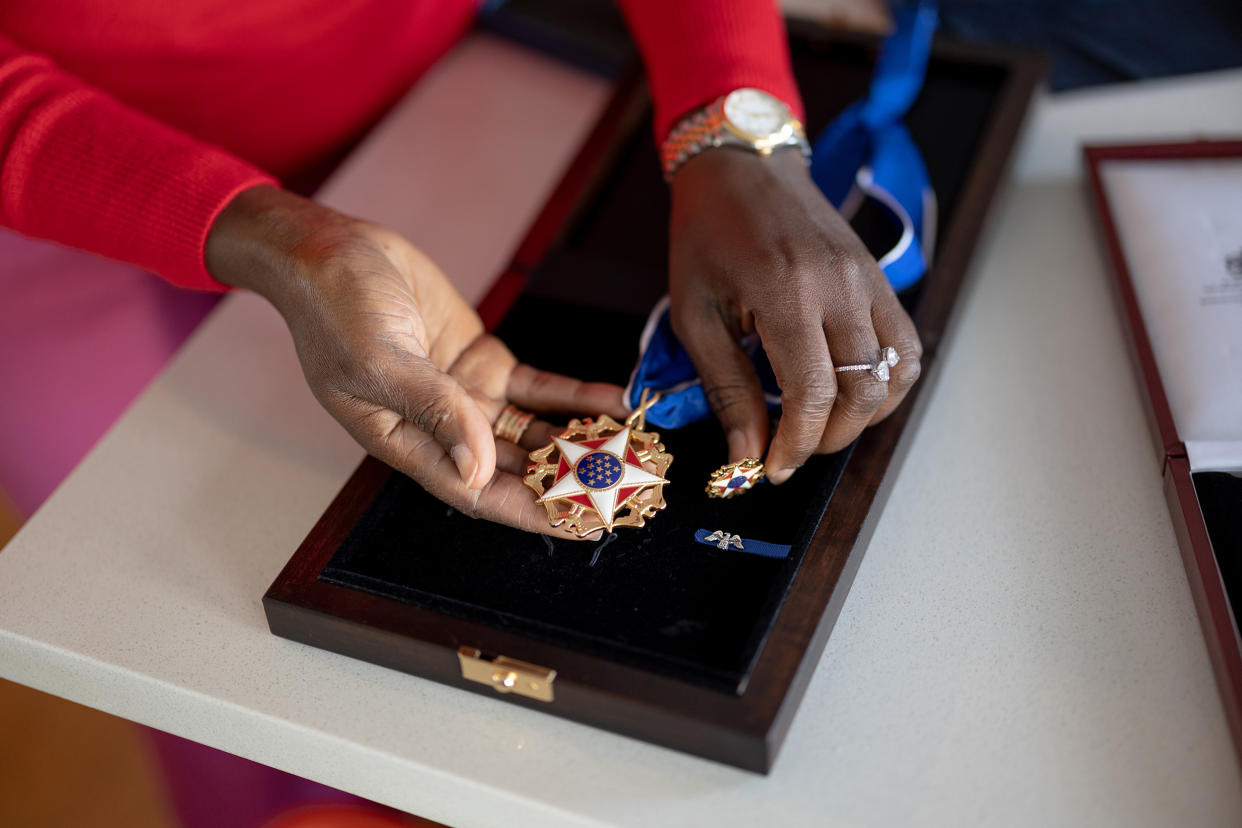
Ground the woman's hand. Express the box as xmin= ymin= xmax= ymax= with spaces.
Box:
xmin=668 ymin=148 xmax=922 ymax=484
xmin=206 ymin=185 xmax=627 ymax=537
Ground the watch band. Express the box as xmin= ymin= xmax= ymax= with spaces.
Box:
xmin=660 ymin=93 xmax=810 ymax=182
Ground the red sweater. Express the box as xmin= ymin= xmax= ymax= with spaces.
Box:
xmin=0 ymin=1 xmax=799 ymax=291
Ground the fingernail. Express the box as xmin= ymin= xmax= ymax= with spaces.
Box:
xmin=768 ymin=466 xmax=794 ymax=485
xmin=727 ymin=429 xmax=750 ymax=461
xmin=451 ymin=444 xmax=478 ymax=486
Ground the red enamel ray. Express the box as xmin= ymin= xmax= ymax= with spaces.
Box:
xmin=579 ymin=438 xmax=609 ymax=449
xmin=567 ymin=494 xmax=594 ymax=508
xmin=615 ymin=486 xmax=641 ymax=504
xmin=556 ymin=457 xmax=570 ymax=478
xmin=625 ymin=447 xmax=642 ymax=466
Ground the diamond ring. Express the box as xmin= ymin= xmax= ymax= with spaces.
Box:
xmin=834 ymin=347 xmax=900 ymax=382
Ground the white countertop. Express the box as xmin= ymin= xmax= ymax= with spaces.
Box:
xmin=3 ymin=33 xmax=1241 ymax=828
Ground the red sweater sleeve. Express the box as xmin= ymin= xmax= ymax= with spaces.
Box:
xmin=0 ymin=33 xmax=276 ymax=291
xmin=615 ymin=0 xmax=803 ymax=143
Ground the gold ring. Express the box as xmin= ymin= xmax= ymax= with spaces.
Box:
xmin=494 ymin=404 xmax=535 ymax=444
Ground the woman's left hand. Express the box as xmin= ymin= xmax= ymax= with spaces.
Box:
xmin=666 ymin=148 xmax=923 ymax=484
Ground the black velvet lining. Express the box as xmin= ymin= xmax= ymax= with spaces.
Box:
xmin=325 ymin=411 xmax=848 ymax=693
xmin=320 ymin=34 xmax=1005 ymax=694
xmin=1194 ymin=471 xmax=1242 ymax=628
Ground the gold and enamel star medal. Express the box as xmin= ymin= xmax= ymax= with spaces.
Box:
xmin=523 ymin=392 xmax=671 ymax=537
xmin=706 ymin=458 xmax=766 ymax=499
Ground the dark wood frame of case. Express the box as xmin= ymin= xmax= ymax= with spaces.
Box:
xmin=1084 ymin=139 xmax=1242 ymax=770
xmin=263 ymin=27 xmax=1046 ymax=774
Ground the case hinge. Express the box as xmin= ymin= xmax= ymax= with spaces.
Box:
xmin=457 ymin=647 xmax=556 ymax=703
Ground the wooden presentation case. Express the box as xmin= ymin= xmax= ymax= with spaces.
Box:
xmin=1084 ymin=140 xmax=1242 ymax=768
xmin=263 ymin=22 xmax=1044 ymax=773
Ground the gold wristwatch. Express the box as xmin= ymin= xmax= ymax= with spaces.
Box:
xmin=660 ymin=87 xmax=811 ymax=181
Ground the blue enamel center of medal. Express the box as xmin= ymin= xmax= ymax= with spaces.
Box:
xmin=727 ymin=475 xmax=748 ymax=489
xmin=574 ymin=451 xmax=622 ymax=489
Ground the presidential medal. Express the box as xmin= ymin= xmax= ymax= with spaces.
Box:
xmin=706 ymin=457 xmax=765 ymax=499
xmin=524 ymin=396 xmax=672 ymax=537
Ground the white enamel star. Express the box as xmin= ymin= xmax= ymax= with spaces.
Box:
xmin=536 ymin=426 xmax=668 ymax=530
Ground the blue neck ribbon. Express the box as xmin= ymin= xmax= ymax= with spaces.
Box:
xmin=627 ymin=2 xmax=939 ymax=428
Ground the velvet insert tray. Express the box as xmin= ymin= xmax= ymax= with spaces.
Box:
xmin=264 ymin=22 xmax=1044 ymax=773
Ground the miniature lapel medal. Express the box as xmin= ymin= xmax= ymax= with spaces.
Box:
xmin=706 ymin=457 xmax=766 ymax=499
xmin=524 ymin=391 xmax=672 ymax=537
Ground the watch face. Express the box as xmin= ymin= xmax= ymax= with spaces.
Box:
xmin=723 ymin=88 xmax=791 ymax=140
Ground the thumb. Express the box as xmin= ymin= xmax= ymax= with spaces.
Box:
xmin=373 ymin=356 xmax=497 ymax=489
xmin=677 ymin=316 xmax=769 ymax=461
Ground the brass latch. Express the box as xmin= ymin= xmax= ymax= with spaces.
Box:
xmin=457 ymin=647 xmax=556 ymax=703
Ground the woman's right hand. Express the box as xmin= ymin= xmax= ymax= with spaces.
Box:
xmin=205 ymin=185 xmax=628 ymax=538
